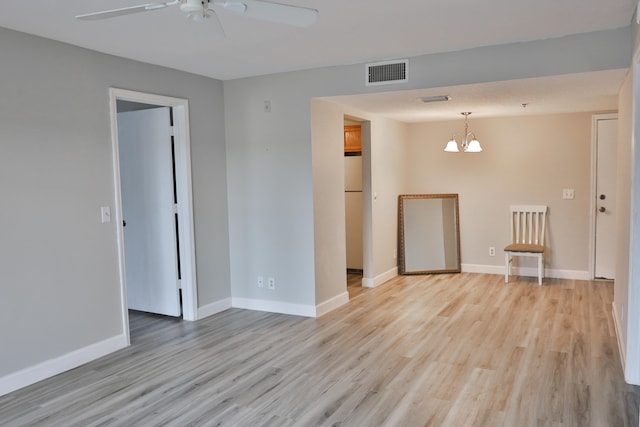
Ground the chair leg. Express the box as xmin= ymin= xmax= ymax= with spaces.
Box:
xmin=505 ymin=253 xmax=510 ymax=283
xmin=538 ymin=255 xmax=543 ymax=286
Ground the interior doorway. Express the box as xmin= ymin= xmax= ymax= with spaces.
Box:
xmin=342 ymin=116 xmax=374 ymax=298
xmin=109 ymin=88 xmax=198 ymax=345
xmin=118 ymin=105 xmax=181 ymax=317
xmin=344 ymin=117 xmax=364 ymax=298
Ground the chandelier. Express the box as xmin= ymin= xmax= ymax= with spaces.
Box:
xmin=444 ymin=112 xmax=483 ymax=153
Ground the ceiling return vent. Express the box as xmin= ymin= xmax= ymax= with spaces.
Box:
xmin=366 ymin=59 xmax=408 ymax=86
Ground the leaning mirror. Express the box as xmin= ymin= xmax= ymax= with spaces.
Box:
xmin=398 ymin=194 xmax=461 ymax=274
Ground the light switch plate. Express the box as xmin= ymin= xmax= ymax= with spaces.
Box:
xmin=101 ymin=206 xmax=111 ymax=223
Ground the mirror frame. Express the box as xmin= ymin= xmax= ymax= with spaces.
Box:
xmin=398 ymin=193 xmax=461 ymax=275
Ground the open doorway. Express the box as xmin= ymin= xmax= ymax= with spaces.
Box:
xmin=344 ymin=118 xmax=364 ymax=298
xmin=343 ymin=116 xmax=374 ymax=299
xmin=109 ymin=88 xmax=198 ymax=345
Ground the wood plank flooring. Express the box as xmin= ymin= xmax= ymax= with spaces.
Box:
xmin=346 ymin=272 xmax=369 ymax=299
xmin=1 ymin=273 xmax=639 ymax=426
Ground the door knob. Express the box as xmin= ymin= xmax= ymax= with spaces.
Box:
xmin=123 ymin=220 xmax=127 ymax=227
xmin=599 ymin=206 xmax=606 ymax=213
xmin=599 ymin=194 xmax=606 ymax=200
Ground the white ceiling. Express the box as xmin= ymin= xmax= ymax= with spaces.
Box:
xmin=0 ymin=0 xmax=635 ymax=120
xmin=328 ymin=70 xmax=627 ymax=123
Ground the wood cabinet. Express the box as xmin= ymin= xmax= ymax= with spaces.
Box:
xmin=344 ymin=125 xmax=362 ymax=153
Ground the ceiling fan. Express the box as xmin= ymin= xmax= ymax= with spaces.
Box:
xmin=76 ymin=0 xmax=318 ymax=28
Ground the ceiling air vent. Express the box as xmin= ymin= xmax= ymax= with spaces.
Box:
xmin=366 ymin=59 xmax=408 ymax=86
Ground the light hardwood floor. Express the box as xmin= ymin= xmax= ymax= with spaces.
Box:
xmin=1 ymin=273 xmax=639 ymax=426
xmin=347 ymin=272 xmax=369 ymax=299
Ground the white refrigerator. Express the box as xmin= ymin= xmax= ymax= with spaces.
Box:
xmin=345 ymin=156 xmax=363 ymax=270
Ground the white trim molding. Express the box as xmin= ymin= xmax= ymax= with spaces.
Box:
xmin=232 ymin=298 xmax=316 ymax=317
xmin=612 ymin=302 xmax=627 ymax=374
xmin=205 ymin=293 xmax=348 ymax=319
xmin=316 ymin=292 xmax=349 ymax=317
xmin=462 ymin=264 xmax=504 ymax=275
xmin=108 ymin=88 xmax=199 ymax=331
xmin=197 ymin=298 xmax=232 ymax=320
xmin=363 ymin=267 xmax=398 ymax=288
xmin=462 ymin=264 xmax=590 ymax=280
xmin=0 ymin=334 xmax=128 ymax=397
xmin=542 ymin=268 xmax=591 ymax=281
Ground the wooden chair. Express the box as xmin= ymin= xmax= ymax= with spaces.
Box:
xmin=504 ymin=205 xmax=547 ymax=286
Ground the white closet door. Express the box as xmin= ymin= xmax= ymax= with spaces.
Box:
xmin=118 ymin=107 xmax=181 ymax=317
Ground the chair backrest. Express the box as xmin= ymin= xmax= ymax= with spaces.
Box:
xmin=509 ymin=205 xmax=547 ymax=246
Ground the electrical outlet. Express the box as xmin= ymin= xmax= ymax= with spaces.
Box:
xmin=562 ymin=188 xmax=575 ymax=200
xmin=267 ymin=277 xmax=276 ymax=290
xmin=489 ymin=247 xmax=496 ymax=257
xmin=257 ymin=276 xmax=264 ymax=288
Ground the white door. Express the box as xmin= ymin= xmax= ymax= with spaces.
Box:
xmin=594 ymin=116 xmax=617 ymax=279
xmin=118 ymin=107 xmax=181 ymax=316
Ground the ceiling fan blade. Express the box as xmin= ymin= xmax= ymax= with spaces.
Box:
xmin=222 ymin=0 xmax=318 ymax=27
xmin=76 ymin=1 xmax=179 ymax=21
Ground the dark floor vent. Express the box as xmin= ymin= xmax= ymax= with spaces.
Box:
xmin=366 ymin=59 xmax=408 ymax=86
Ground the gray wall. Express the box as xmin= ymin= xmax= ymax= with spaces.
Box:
xmin=0 ymin=27 xmax=230 ymax=377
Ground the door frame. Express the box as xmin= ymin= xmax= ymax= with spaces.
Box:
xmin=360 ymin=121 xmax=374 ymax=287
xmin=109 ymin=88 xmax=198 ymax=343
xmin=589 ymin=113 xmax=618 ymax=279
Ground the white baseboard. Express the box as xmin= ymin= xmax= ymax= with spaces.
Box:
xmin=363 ymin=266 xmax=398 ymax=288
xmin=612 ymin=302 xmax=627 ymax=375
xmin=232 ymin=297 xmax=316 ymax=318
xmin=462 ymin=264 xmax=504 ymax=275
xmin=461 ymin=264 xmax=590 ymax=280
xmin=545 ymin=268 xmax=591 ymax=280
xmin=197 ymin=298 xmax=232 ymax=320
xmin=202 ymin=292 xmax=349 ymax=319
xmin=316 ymin=291 xmax=349 ymax=317
xmin=0 ymin=334 xmax=127 ymax=397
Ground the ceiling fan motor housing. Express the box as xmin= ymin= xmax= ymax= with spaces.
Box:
xmin=180 ymin=0 xmax=204 ymax=13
